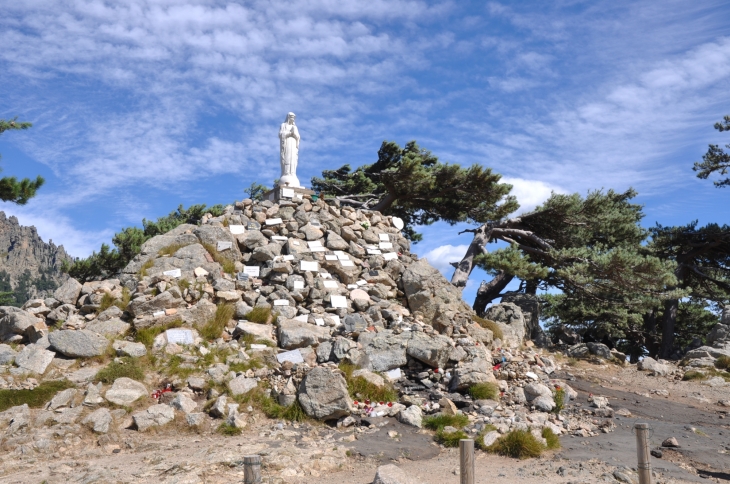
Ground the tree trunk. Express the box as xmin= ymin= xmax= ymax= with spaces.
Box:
xmin=525 ymin=280 xmax=538 ymax=295
xmin=473 ymin=271 xmax=514 ymax=316
xmin=643 ymin=309 xmax=660 ymax=359
xmin=659 ymin=298 xmax=679 ymax=359
xmin=451 ymin=223 xmax=493 ymax=288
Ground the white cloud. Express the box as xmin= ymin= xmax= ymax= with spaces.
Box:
xmin=502 ymin=177 xmax=565 ymax=214
xmin=422 ymin=244 xmax=468 ymax=278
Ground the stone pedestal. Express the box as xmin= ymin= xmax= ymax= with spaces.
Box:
xmin=263 ymin=184 xmax=316 ymax=203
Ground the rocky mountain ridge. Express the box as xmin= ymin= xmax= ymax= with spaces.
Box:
xmin=0 ymin=211 xmax=71 ymax=303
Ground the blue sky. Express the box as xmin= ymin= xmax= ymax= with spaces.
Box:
xmin=1 ymin=0 xmax=730 ymax=304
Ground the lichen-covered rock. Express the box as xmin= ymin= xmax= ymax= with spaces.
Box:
xmin=358 ymin=330 xmax=408 ymax=372
xmin=297 ymin=367 xmax=352 ymax=420
xmin=15 ymin=344 xmax=55 ymax=373
xmin=53 ymin=278 xmax=83 ymax=306
xmin=105 ymin=377 xmax=147 ymax=406
xmin=133 ymin=404 xmax=175 ymax=431
xmin=49 ymin=329 xmax=109 ymax=358
xmin=83 ymin=407 xmax=113 ymax=433
xmin=484 ymin=302 xmax=526 ymax=348
xmin=401 ymin=259 xmax=470 ymax=327
xmin=277 ymin=319 xmax=330 ymax=349
xmin=406 ymin=332 xmax=452 ymax=368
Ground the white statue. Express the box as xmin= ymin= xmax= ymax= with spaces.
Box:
xmin=279 ymin=112 xmax=301 ymax=187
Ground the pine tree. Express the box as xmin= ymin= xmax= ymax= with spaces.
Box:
xmin=693 ymin=115 xmax=730 ymax=188
xmin=312 ymin=141 xmax=518 ymax=242
xmin=0 ymin=118 xmax=45 ymax=204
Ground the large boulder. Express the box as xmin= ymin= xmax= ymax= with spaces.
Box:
xmin=358 ymin=330 xmax=408 ymax=372
xmin=401 ymin=258 xmax=471 ymax=327
xmin=524 ymin=382 xmax=552 ymax=401
xmin=637 ymin=357 xmax=670 ymax=376
xmin=484 ymin=302 xmax=526 ymax=348
xmin=133 ymin=404 xmax=175 ymax=431
xmin=85 ymin=318 xmax=130 ymax=336
xmin=83 ymin=407 xmax=113 ymax=433
xmin=500 ymin=292 xmax=544 ymax=343
xmin=277 ymin=319 xmax=330 ymax=350
xmin=449 ymin=357 xmax=496 ymax=391
xmin=297 ymin=367 xmax=352 ymax=420
xmin=127 ymin=290 xmax=185 ymax=318
xmin=0 ymin=344 xmax=18 ymax=365
xmin=233 ymin=321 xmax=275 ymax=345
xmin=49 ymin=329 xmax=110 ymax=358
xmin=372 ymin=464 xmax=419 ymax=484
xmin=0 ymin=307 xmax=41 ymax=342
xmin=406 ymin=332 xmax=452 ymax=368
xmin=53 ymin=278 xmax=83 ymax=305
xmin=15 ymin=345 xmax=55 ymax=374
xmin=105 ymin=377 xmax=148 ymax=405
xmin=193 ymin=225 xmax=242 ymax=261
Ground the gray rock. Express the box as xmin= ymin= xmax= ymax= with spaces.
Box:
xmin=113 ymin=340 xmax=147 ymax=358
xmin=0 ymin=344 xmax=18 ymax=365
xmin=297 ymin=367 xmax=352 ymax=420
xmin=209 ymin=395 xmax=228 ymax=418
xmin=133 ymin=404 xmax=175 ymax=431
xmin=187 ymin=376 xmax=206 ymax=392
xmin=83 ymin=382 xmax=105 ymax=406
xmin=15 ymin=345 xmax=55 ymax=374
xmin=686 ymin=345 xmax=730 ymax=359
xmin=358 ymin=330 xmax=408 ymax=372
xmin=105 ymin=377 xmax=148 ymax=405
xmin=401 ymin=259 xmax=470 ymax=327
xmin=406 ymin=332 xmax=452 ymax=368
xmin=233 ymin=321 xmax=275 ymax=345
xmin=95 ymin=305 xmax=124 ymax=322
xmin=484 ymin=302 xmax=526 ymax=348
xmin=194 ymin=225 xmax=242 ymax=260
xmin=613 ymin=470 xmax=637 ymax=484
xmin=532 ymin=395 xmax=556 ymax=412
xmin=662 ymin=437 xmax=680 ymax=448
xmin=170 ymin=393 xmax=198 ymax=414
xmin=252 ymin=243 xmax=282 ymax=262
xmin=316 ymin=341 xmax=333 ymax=363
xmin=54 ymin=278 xmax=83 ymax=305
xmin=637 ymin=357 xmax=670 ymax=376
xmin=524 ymin=382 xmax=552 ymax=401
xmin=325 ymin=232 xmax=349 ymax=250
xmin=1 ymin=404 xmax=30 ymax=435
xmin=48 ymin=388 xmax=77 ymax=410
xmin=241 ymin=230 xmax=268 ymax=250
xmin=587 ymin=342 xmax=612 ymax=359
xmin=344 ymin=313 xmax=368 ymax=333
xmin=397 ymin=405 xmax=422 ymax=428
xmin=85 ymin=318 xmax=130 ymax=336
xmin=127 ymin=290 xmax=184 ymax=318
xmin=299 ymin=223 xmax=324 ymax=241
xmin=49 ymin=329 xmax=109 ymax=358
xmin=83 ymin=407 xmax=113 ymax=433
xmin=228 ymin=376 xmax=257 ymax=396
xmin=449 ymin=357 xmax=496 ymax=391
xmin=0 ymin=307 xmax=40 ymax=342
xmin=567 ymin=343 xmax=590 ymax=358
xmin=481 ymin=430 xmax=500 ymax=447
xmin=186 ymin=412 xmax=207 ymax=427
xmin=372 ymin=464 xmax=419 ymax=484
xmin=277 ymin=319 xmax=330 ymax=350
xmin=352 ymin=369 xmax=385 ymax=387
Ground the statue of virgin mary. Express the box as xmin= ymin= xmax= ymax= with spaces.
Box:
xmin=278 ymin=112 xmax=301 ymax=187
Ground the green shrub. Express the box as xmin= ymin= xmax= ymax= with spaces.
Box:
xmin=435 ymin=428 xmax=469 ymax=447
xmin=468 ymin=382 xmax=499 ymax=401
xmin=339 ymin=363 xmax=398 ymax=402
xmin=135 ymin=319 xmax=183 ymax=348
xmin=716 ymin=355 xmax=730 ymax=371
xmin=199 ymin=303 xmax=235 ymax=341
xmin=683 ymin=370 xmax=708 ymax=381
xmin=138 ymin=259 xmax=155 ymax=277
xmin=0 ymin=380 xmax=74 ymax=412
xmin=486 ymin=429 xmax=544 ymax=459
xmin=259 ymin=397 xmax=308 ymax=422
xmin=158 ymin=243 xmax=190 ymax=257
xmin=423 ymin=414 xmax=469 ymax=431
xmin=542 ymin=427 xmax=561 ymax=450
xmin=97 ymin=293 xmax=116 ymax=313
xmin=473 ymin=316 xmax=504 ymax=341
xmin=95 ymin=357 xmax=145 ymax=383
xmin=245 ymin=307 xmax=273 ymax=324
xmin=217 ymin=423 xmax=242 ymax=436
xmin=552 ymin=388 xmax=566 ymax=414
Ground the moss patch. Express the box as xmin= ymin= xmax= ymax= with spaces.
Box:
xmin=423 ymin=414 xmax=469 ymax=431
xmin=0 ymin=380 xmax=74 ymax=412
xmin=95 ymin=357 xmax=145 ymax=383
xmin=198 ymin=303 xmax=235 ymax=341
xmin=468 ymin=382 xmax=499 ymax=400
xmin=339 ymin=363 xmax=398 ymax=403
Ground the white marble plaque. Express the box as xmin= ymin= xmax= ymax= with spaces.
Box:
xmin=276 ymin=349 xmax=304 ymax=364
xmin=237 ymin=272 xmax=249 ymax=281
xmin=281 ymin=188 xmax=295 ymax=198
xmin=340 ymin=260 xmax=355 ymax=267
xmin=283 ymin=254 xmax=295 ymax=261
xmin=367 ymin=249 xmax=382 ymax=255
xmin=293 ymin=280 xmax=305 ymax=289
xmin=379 ymin=242 xmax=393 ymax=250
xmin=331 ymin=315 xmax=341 ymax=326
xmin=291 ymin=240 xmax=300 ymax=245
xmin=273 ymin=299 xmax=289 ymax=306
xmin=265 ymin=218 xmax=283 ymax=225
xmin=153 ymin=310 xmax=166 ymax=318
xmin=166 ymin=328 xmax=194 ymax=345
xmin=314 ymin=318 xmax=324 ymax=326
xmin=323 ymin=280 xmax=339 ymax=289
xmin=250 ymin=344 xmax=268 ymax=350
xmin=311 ymin=247 xmax=327 ymax=252
xmin=217 ymin=241 xmax=233 ymax=251
xmin=272 ymin=235 xmax=288 ymax=241
xmin=325 ymin=255 xmax=338 ymax=261
xmin=300 ymin=260 xmax=319 ymax=271
xmin=330 ymin=295 xmax=348 ymax=308
xmin=385 ymin=368 xmax=402 ymax=380
xmin=295 ymin=193 xmax=303 ymax=200
xmin=163 ymin=268 xmax=182 ymax=278
xmin=243 ymin=266 xmax=260 ymax=277
xmin=310 ymin=219 xmax=322 ymax=227
xmin=357 ymin=280 xmax=367 ymax=286
xmin=347 ymin=284 xmax=358 ymax=290
xmin=379 ymin=233 xmax=390 ymax=241
xmin=294 ymin=315 xmax=309 ymax=322
xmin=229 ymin=225 xmax=246 ymax=235
xmin=308 ymin=240 xmax=323 ymax=248
xmin=320 ymin=272 xmax=332 ymax=279
xmin=382 ymin=252 xmax=398 ymax=261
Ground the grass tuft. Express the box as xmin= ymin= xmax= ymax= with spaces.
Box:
xmin=202 ymin=243 xmax=236 ymax=275
xmin=435 ymin=428 xmax=469 ymax=447
xmin=158 ymin=243 xmax=190 ymax=257
xmin=468 ymin=382 xmax=499 ymax=401
xmin=0 ymin=380 xmax=74 ymax=412
xmin=423 ymin=414 xmax=469 ymax=431
xmin=339 ymin=363 xmax=398 ymax=402
xmin=95 ymin=357 xmax=145 ymax=383
xmin=485 ymin=429 xmax=544 ymax=459
xmin=199 ymin=303 xmax=235 ymax=341
xmin=260 ymin=396 xmax=309 ymax=422
xmin=97 ymin=287 xmax=132 ymax=314
xmin=134 ymin=319 xmax=183 ymax=348
xmin=553 ymin=387 xmax=566 ymax=414
xmin=542 ymin=427 xmax=561 ymax=450
xmin=217 ymin=423 xmax=242 ymax=436
xmin=473 ymin=316 xmax=503 ymax=341
xmin=244 ymin=307 xmax=274 ymax=324
xmin=139 ymin=259 xmax=155 ymax=278
xmin=715 ymin=355 xmax=730 ymax=371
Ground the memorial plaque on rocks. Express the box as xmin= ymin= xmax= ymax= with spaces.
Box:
xmin=265 ymin=218 xmax=283 ymax=225
xmin=330 ymin=295 xmax=348 ymax=308
xmin=379 ymin=233 xmax=390 ymax=241
xmin=276 ymin=349 xmax=304 ymax=364
xmin=331 ymin=315 xmax=341 ymax=326
xmin=367 ymin=249 xmax=382 ymax=255
xmin=293 ymin=280 xmax=305 ymax=289
xmin=243 ymin=266 xmax=261 ymax=277
xmin=281 ymin=188 xmax=295 ymax=198
xmin=229 ymin=225 xmax=246 ymax=235
xmin=369 ymin=270 xmax=379 ymax=276
xmin=340 ymin=260 xmax=355 ymax=267
xmin=300 ymin=260 xmax=319 ymax=271
xmin=382 ymin=252 xmax=398 ymax=261
xmin=385 ymin=368 xmax=402 ymax=380
xmin=271 ymin=235 xmax=288 ymax=241
xmin=334 ymin=251 xmax=349 ymax=260
xmin=325 ymin=255 xmax=338 ymax=261
xmin=236 ymin=272 xmax=249 ymax=282
xmin=315 ymin=318 xmax=325 ymax=326
xmin=246 ymin=221 xmax=261 ymax=230
xmin=392 ymin=217 xmax=404 ymax=230
xmin=217 ymin=241 xmax=233 ymax=251
xmin=379 ymin=242 xmax=393 ymax=250
xmin=273 ymin=299 xmax=290 ymax=306
xmin=166 ymin=329 xmax=194 ymax=345
xmin=294 ymin=315 xmax=308 ymax=322
xmin=310 ymin=219 xmax=322 ymax=227
xmin=163 ymin=268 xmax=182 ymax=278
xmin=250 ymin=344 xmax=268 ymax=350
xmin=153 ymin=310 xmax=165 ymax=318
xmin=323 ymin=280 xmax=339 ymax=289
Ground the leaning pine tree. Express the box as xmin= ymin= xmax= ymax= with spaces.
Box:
xmin=0 ymin=118 xmax=44 ymax=204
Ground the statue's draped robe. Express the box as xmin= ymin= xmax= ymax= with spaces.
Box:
xmin=279 ymin=122 xmax=300 ymax=177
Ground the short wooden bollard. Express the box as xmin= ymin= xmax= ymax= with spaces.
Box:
xmin=460 ymin=439 xmax=474 ymax=484
xmin=634 ymin=423 xmax=652 ymax=484
xmin=243 ymin=454 xmax=262 ymax=484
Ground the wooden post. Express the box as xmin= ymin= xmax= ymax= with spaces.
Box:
xmin=243 ymin=454 xmax=262 ymax=484
xmin=634 ymin=423 xmax=652 ymax=484
xmin=460 ymin=439 xmax=474 ymax=484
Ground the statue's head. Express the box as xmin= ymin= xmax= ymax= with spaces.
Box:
xmin=286 ymin=112 xmax=296 ymax=124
